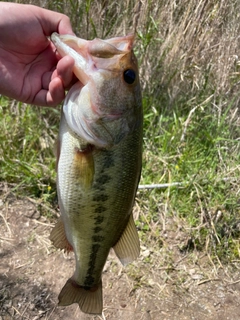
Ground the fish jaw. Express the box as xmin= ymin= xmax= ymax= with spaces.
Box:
xmin=51 ymin=33 xmax=142 ymax=148
xmin=51 ymin=33 xmax=90 ymax=85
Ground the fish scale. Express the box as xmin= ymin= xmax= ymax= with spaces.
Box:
xmin=56 ymin=115 xmax=141 ymax=290
xmin=50 ymin=32 xmax=142 ymax=314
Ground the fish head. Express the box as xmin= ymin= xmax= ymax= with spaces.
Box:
xmin=51 ymin=33 xmax=142 ymax=148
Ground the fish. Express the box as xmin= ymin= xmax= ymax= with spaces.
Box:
xmin=50 ymin=32 xmax=143 ymax=315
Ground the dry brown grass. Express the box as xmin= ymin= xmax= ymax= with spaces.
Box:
xmin=135 ymin=0 xmax=240 ymax=109
xmin=14 ymin=0 xmax=240 ymax=110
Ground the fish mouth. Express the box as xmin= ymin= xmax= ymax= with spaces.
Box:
xmin=51 ymin=33 xmax=133 ymax=87
xmin=51 ymin=33 xmax=91 ymax=86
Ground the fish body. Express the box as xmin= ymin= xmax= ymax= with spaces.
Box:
xmin=50 ymin=33 xmax=142 ymax=314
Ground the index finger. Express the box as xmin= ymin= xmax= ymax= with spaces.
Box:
xmin=31 ymin=5 xmax=75 ymax=36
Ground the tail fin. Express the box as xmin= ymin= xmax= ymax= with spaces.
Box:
xmin=58 ymin=278 xmax=103 ymax=315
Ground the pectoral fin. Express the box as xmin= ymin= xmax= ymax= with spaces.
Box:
xmin=113 ymin=214 xmax=140 ymax=266
xmin=73 ymin=146 xmax=94 ymax=189
xmin=50 ymin=218 xmax=73 ymax=253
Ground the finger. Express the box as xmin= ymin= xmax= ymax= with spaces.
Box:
xmin=42 ymin=71 xmax=52 ymax=90
xmin=56 ymin=55 xmax=75 ymax=89
xmin=58 ymin=15 xmax=76 ymax=35
xmin=47 ymin=77 xmax=65 ymax=106
xmin=36 ymin=7 xmax=75 ymax=36
xmin=43 ymin=56 xmax=75 ymax=90
xmin=41 ymin=55 xmax=75 ymax=105
xmin=33 ymin=77 xmax=65 ymax=106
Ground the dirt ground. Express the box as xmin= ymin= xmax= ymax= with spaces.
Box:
xmin=0 ymin=184 xmax=240 ymax=320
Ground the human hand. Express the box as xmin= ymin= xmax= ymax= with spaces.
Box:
xmin=0 ymin=2 xmax=76 ymax=106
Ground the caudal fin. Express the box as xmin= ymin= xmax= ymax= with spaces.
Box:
xmin=58 ymin=278 xmax=103 ymax=315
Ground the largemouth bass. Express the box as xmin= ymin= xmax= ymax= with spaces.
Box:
xmin=50 ymin=32 xmax=142 ymax=315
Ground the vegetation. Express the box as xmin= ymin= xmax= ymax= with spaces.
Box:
xmin=1 ymin=0 xmax=240 ymax=265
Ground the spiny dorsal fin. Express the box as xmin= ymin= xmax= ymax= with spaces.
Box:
xmin=58 ymin=278 xmax=103 ymax=315
xmin=49 ymin=218 xmax=73 ymax=253
xmin=113 ymin=213 xmax=140 ymax=266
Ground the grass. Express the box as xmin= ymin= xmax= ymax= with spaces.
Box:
xmin=1 ymin=0 xmax=240 ymax=266
xmin=0 ymin=99 xmax=58 ymax=203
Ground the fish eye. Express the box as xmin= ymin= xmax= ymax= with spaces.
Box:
xmin=123 ymin=69 xmax=136 ymax=84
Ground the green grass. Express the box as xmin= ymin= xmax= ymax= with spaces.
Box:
xmin=1 ymin=0 xmax=240 ymax=264
xmin=139 ymin=95 xmax=240 ymax=263
xmin=0 ymin=98 xmax=58 ymax=201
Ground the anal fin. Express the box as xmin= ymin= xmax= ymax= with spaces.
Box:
xmin=50 ymin=218 xmax=73 ymax=252
xmin=58 ymin=278 xmax=103 ymax=315
xmin=113 ymin=213 xmax=140 ymax=266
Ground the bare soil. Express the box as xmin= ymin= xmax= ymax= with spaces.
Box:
xmin=0 ymin=184 xmax=240 ymax=320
